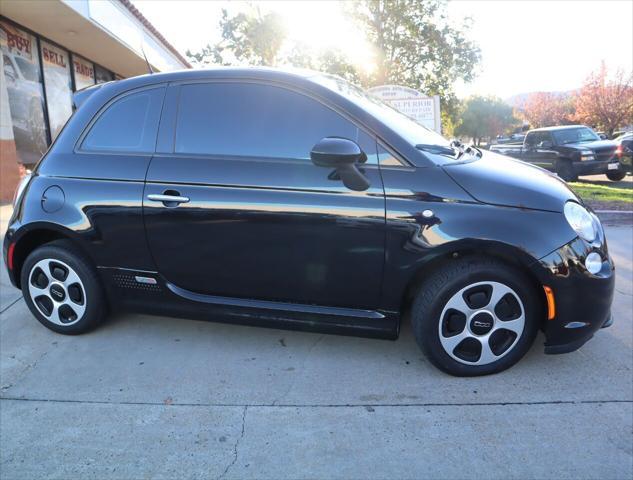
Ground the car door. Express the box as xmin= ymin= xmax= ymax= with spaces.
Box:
xmin=524 ymin=131 xmax=557 ymax=169
xmin=143 ymin=81 xmax=385 ymax=310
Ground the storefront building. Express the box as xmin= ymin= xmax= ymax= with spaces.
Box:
xmin=0 ymin=0 xmax=189 ymax=201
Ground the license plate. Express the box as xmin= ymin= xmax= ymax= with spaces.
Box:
xmin=608 ymin=163 xmax=619 ymax=170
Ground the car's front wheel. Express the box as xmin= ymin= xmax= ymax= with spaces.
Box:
xmin=411 ymin=257 xmax=540 ymax=376
xmin=21 ymin=240 xmax=107 ymax=334
xmin=556 ymin=160 xmax=577 ymax=182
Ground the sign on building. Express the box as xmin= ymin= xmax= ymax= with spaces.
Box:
xmin=368 ymin=85 xmax=441 ymax=134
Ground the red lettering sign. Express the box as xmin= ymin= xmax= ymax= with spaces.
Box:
xmin=42 ymin=47 xmax=67 ymax=68
xmin=6 ymin=31 xmax=31 ymax=55
xmin=73 ymin=60 xmax=93 ymax=79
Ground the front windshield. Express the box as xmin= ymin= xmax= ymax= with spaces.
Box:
xmin=552 ymin=127 xmax=600 ymax=145
xmin=312 ymin=74 xmax=452 ymax=149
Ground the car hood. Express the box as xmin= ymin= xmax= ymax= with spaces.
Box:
xmin=563 ymin=139 xmax=617 ymax=153
xmin=442 ymin=150 xmax=580 ymax=212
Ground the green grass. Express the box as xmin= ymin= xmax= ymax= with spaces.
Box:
xmin=569 ymin=182 xmax=633 ymax=204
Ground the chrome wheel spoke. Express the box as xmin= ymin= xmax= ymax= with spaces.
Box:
xmin=444 ymin=294 xmax=474 ymax=317
xmin=488 ymin=282 xmax=514 ymax=310
xmin=63 ymin=269 xmax=82 ymax=290
xmin=29 ymin=283 xmax=49 ymax=298
xmin=478 ymin=338 xmax=499 ymax=365
xmin=48 ymin=302 xmax=62 ymax=325
xmin=440 ymin=331 xmax=469 ymax=354
xmin=494 ymin=316 xmax=524 ymax=335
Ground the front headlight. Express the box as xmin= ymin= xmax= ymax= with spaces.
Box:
xmin=564 ymin=201 xmax=597 ymax=242
xmin=580 ymin=150 xmax=595 ymax=161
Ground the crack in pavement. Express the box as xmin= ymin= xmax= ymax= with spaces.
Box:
xmin=1 ymin=346 xmax=53 ymax=393
xmin=615 ymin=288 xmax=632 ymax=297
xmin=0 ymin=296 xmax=22 ymax=315
xmin=272 ymin=334 xmax=323 ymax=406
xmin=1 ymin=396 xmax=630 ymax=408
xmin=217 ymin=405 xmax=247 ymax=480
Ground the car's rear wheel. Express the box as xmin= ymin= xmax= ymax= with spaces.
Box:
xmin=556 ymin=160 xmax=577 ymax=182
xmin=606 ymin=170 xmax=626 ymax=181
xmin=411 ymin=257 xmax=540 ymax=376
xmin=21 ymin=240 xmax=106 ymax=334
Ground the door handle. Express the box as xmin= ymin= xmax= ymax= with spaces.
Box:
xmin=147 ymin=193 xmax=190 ymax=206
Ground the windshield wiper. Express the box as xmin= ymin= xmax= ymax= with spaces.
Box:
xmin=416 ymin=141 xmax=482 ymax=159
xmin=415 ymin=144 xmax=456 ymax=156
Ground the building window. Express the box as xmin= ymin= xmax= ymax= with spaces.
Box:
xmin=72 ymin=54 xmax=95 ymax=90
xmin=0 ymin=19 xmax=48 ymax=167
xmin=95 ymin=64 xmax=114 ymax=84
xmin=40 ymin=40 xmax=72 ymax=140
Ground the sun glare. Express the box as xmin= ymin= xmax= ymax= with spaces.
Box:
xmin=270 ymin=1 xmax=376 ymax=74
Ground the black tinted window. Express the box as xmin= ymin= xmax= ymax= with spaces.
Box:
xmin=82 ymin=87 xmax=165 ymax=153
xmin=525 ymin=132 xmax=550 ymax=146
xmin=175 ymin=83 xmax=376 ymax=163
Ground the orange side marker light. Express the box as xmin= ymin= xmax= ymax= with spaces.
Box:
xmin=543 ymin=286 xmax=556 ymax=320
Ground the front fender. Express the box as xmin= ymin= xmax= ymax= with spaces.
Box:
xmin=380 ymin=167 xmax=576 ymax=310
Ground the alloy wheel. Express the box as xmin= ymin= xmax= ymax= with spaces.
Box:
xmin=438 ymin=281 xmax=525 ymax=366
xmin=28 ymin=258 xmax=87 ymax=326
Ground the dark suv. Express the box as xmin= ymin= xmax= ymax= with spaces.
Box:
xmin=3 ymin=69 xmax=615 ymax=376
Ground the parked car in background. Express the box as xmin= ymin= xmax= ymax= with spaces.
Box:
xmin=494 ymin=133 xmax=525 ymax=145
xmin=490 ymin=125 xmax=624 ymax=181
xmin=3 ymin=69 xmax=615 ymax=377
xmin=614 ymin=132 xmax=632 ymax=173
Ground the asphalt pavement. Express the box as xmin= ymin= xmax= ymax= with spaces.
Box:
xmin=0 ymin=210 xmax=631 ymax=479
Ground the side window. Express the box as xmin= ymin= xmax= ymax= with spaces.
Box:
xmin=524 ymin=132 xmax=538 ymax=147
xmin=81 ymin=87 xmax=165 ymax=153
xmin=175 ymin=82 xmax=377 ymax=164
xmin=377 ymin=143 xmax=407 ymax=167
xmin=542 ymin=133 xmax=554 ymax=145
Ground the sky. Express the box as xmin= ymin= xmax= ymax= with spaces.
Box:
xmin=132 ymin=0 xmax=633 ymax=99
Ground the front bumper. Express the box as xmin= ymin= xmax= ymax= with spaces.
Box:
xmin=617 ymin=154 xmax=632 ymax=172
xmin=531 ymin=233 xmax=615 ymax=355
xmin=573 ymin=159 xmax=620 ymax=176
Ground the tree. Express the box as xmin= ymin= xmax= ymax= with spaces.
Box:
xmin=186 ymin=7 xmax=286 ymax=67
xmin=285 ymin=44 xmax=362 ymax=84
xmin=574 ymin=63 xmax=633 ymax=137
xmin=519 ymin=92 xmax=575 ymax=128
xmin=186 ymin=0 xmax=481 ymax=132
xmin=348 ymin=0 xmax=480 ymax=127
xmin=455 ymin=96 xmax=517 ymax=145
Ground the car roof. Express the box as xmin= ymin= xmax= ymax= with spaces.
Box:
xmin=529 ymin=125 xmax=589 ymax=132
xmin=113 ymin=66 xmax=323 ymax=88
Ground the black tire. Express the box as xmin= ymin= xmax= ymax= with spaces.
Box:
xmin=556 ymin=160 xmax=577 ymax=182
xmin=20 ymin=240 xmax=107 ymax=334
xmin=411 ymin=256 xmax=540 ymax=376
xmin=606 ymin=169 xmax=626 ymax=181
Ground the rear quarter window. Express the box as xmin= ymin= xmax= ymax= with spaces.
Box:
xmin=81 ymin=87 xmax=165 ymax=153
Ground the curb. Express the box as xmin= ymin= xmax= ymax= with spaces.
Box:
xmin=595 ymin=210 xmax=633 ymax=226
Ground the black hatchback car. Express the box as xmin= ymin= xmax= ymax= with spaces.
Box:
xmin=4 ymin=68 xmax=615 ymax=376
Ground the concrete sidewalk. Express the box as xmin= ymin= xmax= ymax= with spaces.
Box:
xmin=0 ymin=226 xmax=631 ymax=479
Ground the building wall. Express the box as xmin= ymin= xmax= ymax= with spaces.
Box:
xmin=0 ymin=52 xmax=20 ymax=203
xmin=0 ymin=16 xmax=116 ymax=202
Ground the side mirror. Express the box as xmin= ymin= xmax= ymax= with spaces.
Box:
xmin=310 ymin=137 xmax=370 ymax=191
xmin=599 ymin=133 xmax=607 ymax=140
